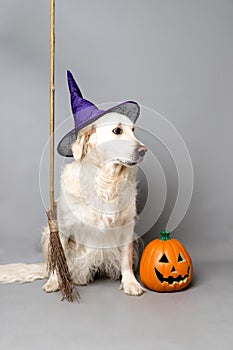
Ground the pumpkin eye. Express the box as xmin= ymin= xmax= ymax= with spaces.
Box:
xmin=178 ymin=253 xmax=185 ymax=262
xmin=112 ymin=127 xmax=123 ymax=135
xmin=159 ymin=253 xmax=169 ymax=263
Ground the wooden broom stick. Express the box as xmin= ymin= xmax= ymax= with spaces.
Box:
xmin=47 ymin=0 xmax=80 ymax=302
xmin=50 ymin=0 xmax=55 ymax=210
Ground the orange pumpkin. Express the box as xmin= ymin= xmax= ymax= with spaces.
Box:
xmin=140 ymin=231 xmax=193 ymax=292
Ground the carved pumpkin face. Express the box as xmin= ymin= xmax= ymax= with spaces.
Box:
xmin=140 ymin=231 xmax=193 ymax=292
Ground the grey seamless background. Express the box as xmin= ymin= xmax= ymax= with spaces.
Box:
xmin=1 ymin=1 xmax=233 ymax=350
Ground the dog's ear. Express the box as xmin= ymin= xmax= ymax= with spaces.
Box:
xmin=72 ymin=127 xmax=96 ymax=160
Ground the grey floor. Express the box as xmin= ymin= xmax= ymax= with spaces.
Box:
xmin=1 ymin=260 xmax=233 ymax=350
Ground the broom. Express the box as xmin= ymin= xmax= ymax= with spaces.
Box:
xmin=46 ymin=0 xmax=80 ymax=302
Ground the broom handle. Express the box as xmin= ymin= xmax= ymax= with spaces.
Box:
xmin=50 ymin=0 xmax=55 ymax=210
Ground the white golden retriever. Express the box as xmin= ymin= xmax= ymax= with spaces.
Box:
xmin=0 ymin=112 xmax=147 ymax=296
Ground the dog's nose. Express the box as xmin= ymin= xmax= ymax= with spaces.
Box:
xmin=137 ymin=146 xmax=148 ymax=158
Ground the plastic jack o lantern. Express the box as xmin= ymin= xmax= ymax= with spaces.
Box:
xmin=140 ymin=231 xmax=193 ymax=292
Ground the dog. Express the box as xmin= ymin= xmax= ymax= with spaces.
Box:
xmin=0 ymin=112 xmax=147 ymax=296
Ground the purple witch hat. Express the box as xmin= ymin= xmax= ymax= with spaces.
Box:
xmin=57 ymin=71 xmax=140 ymax=157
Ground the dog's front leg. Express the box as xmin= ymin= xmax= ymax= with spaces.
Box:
xmin=120 ymin=242 xmax=144 ymax=296
xmin=43 ymin=271 xmax=60 ymax=292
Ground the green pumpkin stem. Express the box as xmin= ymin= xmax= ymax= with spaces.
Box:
xmin=160 ymin=231 xmax=171 ymax=241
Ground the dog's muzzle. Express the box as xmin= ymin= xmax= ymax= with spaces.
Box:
xmin=114 ymin=144 xmax=148 ymax=167
xmin=137 ymin=145 xmax=148 ymax=159
xmin=125 ymin=145 xmax=147 ymax=166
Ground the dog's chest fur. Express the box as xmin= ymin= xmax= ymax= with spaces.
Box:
xmin=57 ymin=161 xmax=137 ymax=245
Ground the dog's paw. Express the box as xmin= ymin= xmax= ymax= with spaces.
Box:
xmin=43 ymin=276 xmax=60 ymax=293
xmin=120 ymin=279 xmax=144 ymax=296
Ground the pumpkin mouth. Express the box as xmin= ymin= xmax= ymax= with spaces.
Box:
xmin=154 ymin=266 xmax=191 ymax=285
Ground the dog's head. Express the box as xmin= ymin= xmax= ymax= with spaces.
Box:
xmin=71 ymin=112 xmax=147 ymax=166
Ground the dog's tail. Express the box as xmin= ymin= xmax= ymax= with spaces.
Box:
xmin=0 ymin=262 xmax=47 ymax=284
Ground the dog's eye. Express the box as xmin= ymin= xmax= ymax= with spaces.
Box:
xmin=112 ymin=127 xmax=123 ymax=135
xmin=132 ymin=127 xmax=135 ymax=132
